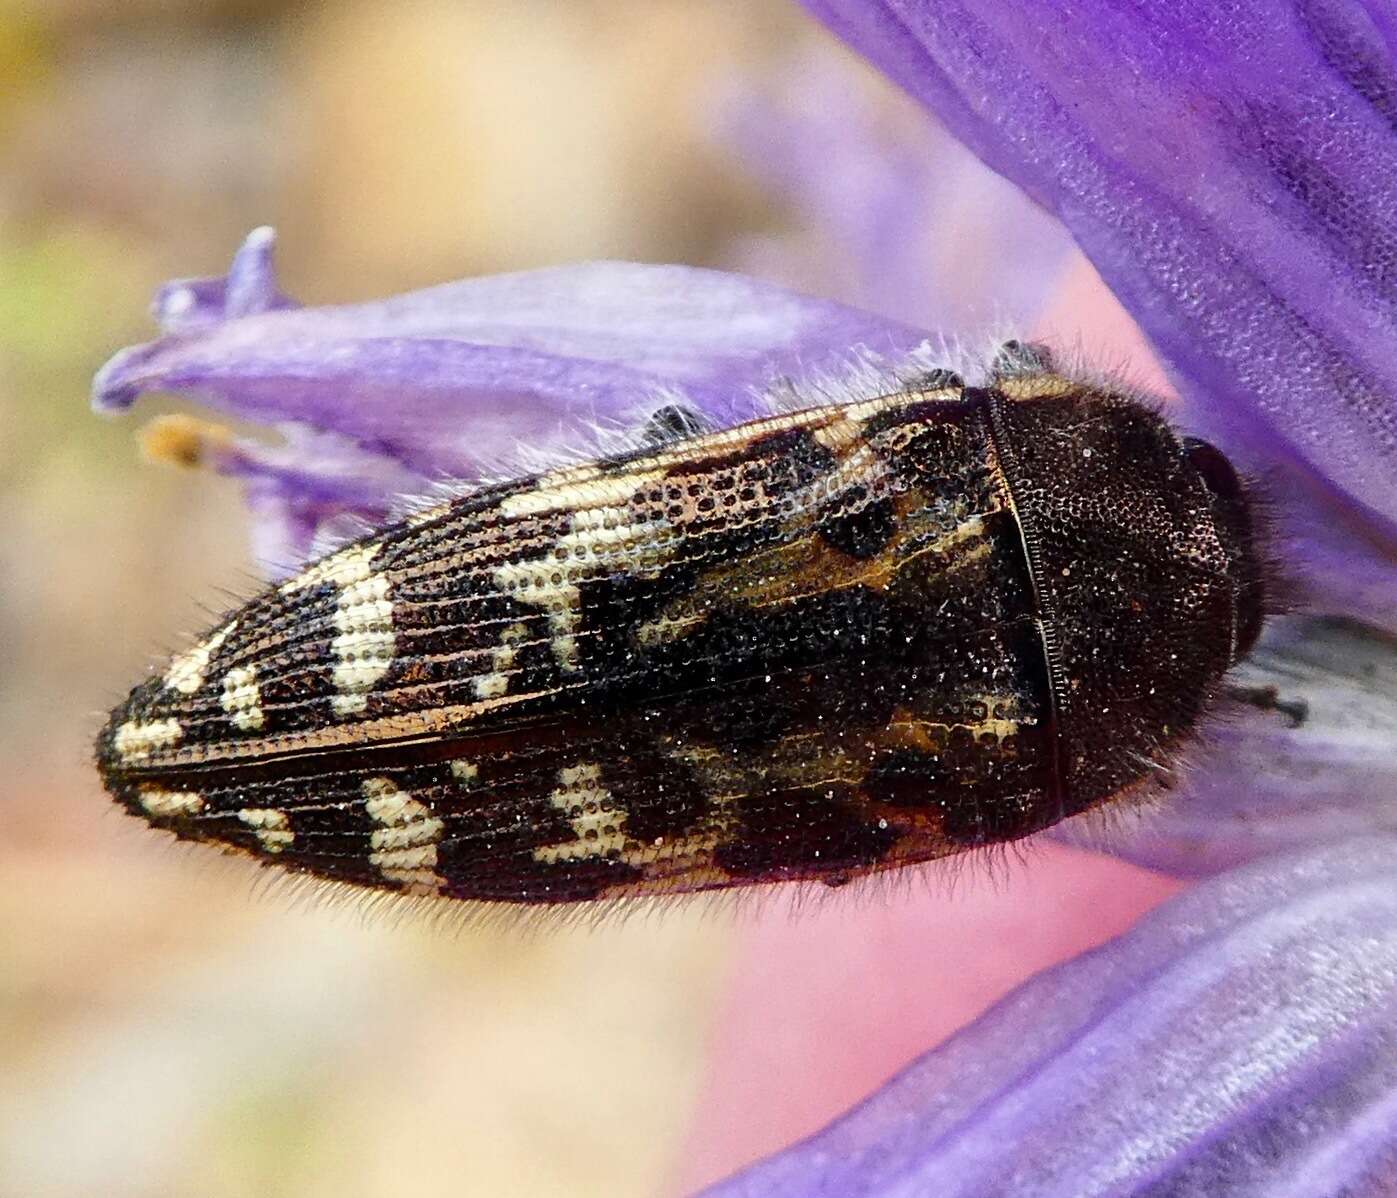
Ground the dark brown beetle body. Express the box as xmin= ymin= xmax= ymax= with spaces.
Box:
xmin=97 ymin=346 xmax=1264 ymax=905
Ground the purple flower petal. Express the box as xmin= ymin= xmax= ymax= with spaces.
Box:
xmin=803 ymin=0 xmax=1397 ymax=577
xmin=710 ymin=52 xmax=1075 ymax=331
xmin=703 ymin=837 xmax=1397 ymax=1197
xmin=138 ymin=414 xmax=431 ymax=575
xmin=95 ymin=228 xmax=930 ymax=482
xmin=151 ymin=225 xmax=296 ymax=332
xmin=1080 ymin=615 xmax=1397 ymax=879
xmin=1259 ymin=451 xmax=1397 ymax=628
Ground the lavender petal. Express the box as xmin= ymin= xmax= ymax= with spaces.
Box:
xmin=1270 ymin=459 xmax=1397 ymax=628
xmin=152 ymin=226 xmax=295 ymax=333
xmin=803 ymin=0 xmax=1397 ymax=568
xmin=703 ymin=837 xmax=1397 ymax=1197
xmin=711 ymin=52 xmax=1075 ymax=332
xmin=95 ymin=228 xmax=931 ymax=480
xmin=137 ymin=414 xmax=430 ymax=576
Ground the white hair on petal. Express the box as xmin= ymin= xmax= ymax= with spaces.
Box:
xmin=298 ymin=331 xmax=1141 ymax=562
xmin=762 ymin=334 xmax=1006 ymax=416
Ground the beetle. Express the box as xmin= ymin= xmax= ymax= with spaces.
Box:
xmin=97 ymin=343 xmax=1266 ymax=905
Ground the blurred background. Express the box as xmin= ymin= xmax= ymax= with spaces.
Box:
xmin=0 ymin=3 xmax=1180 ymax=1195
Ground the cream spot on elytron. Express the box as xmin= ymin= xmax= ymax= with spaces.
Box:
xmin=491 ymin=558 xmax=583 ymax=675
xmin=497 ymin=471 xmax=664 ymax=520
xmin=811 ymin=414 xmax=866 ymax=454
xmin=237 ymin=807 xmax=293 ymax=853
xmin=449 ymin=760 xmax=478 ymax=784
xmin=280 ymin=543 xmax=379 ymax=594
xmin=405 ymin=499 xmax=455 ymax=527
xmin=221 ymin=664 xmax=265 ymax=731
xmin=473 ymin=621 xmax=530 ymax=700
xmin=330 ymin=570 xmax=396 ymax=716
xmin=138 ymin=787 xmax=205 ymax=818
xmin=114 ymin=718 xmax=183 ymax=763
xmin=278 ymin=543 xmax=396 ymax=717
xmin=164 ymin=620 xmax=237 ymax=695
xmin=533 ymin=763 xmax=632 ymax=864
xmin=490 ymin=502 xmax=677 ymax=676
xmin=559 ymin=503 xmax=677 ymax=567
xmin=362 ymin=776 xmax=443 ymax=894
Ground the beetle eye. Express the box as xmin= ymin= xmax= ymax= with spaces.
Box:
xmin=1183 ymin=437 xmax=1243 ymax=503
xmin=1182 ymin=437 xmax=1263 ymax=659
